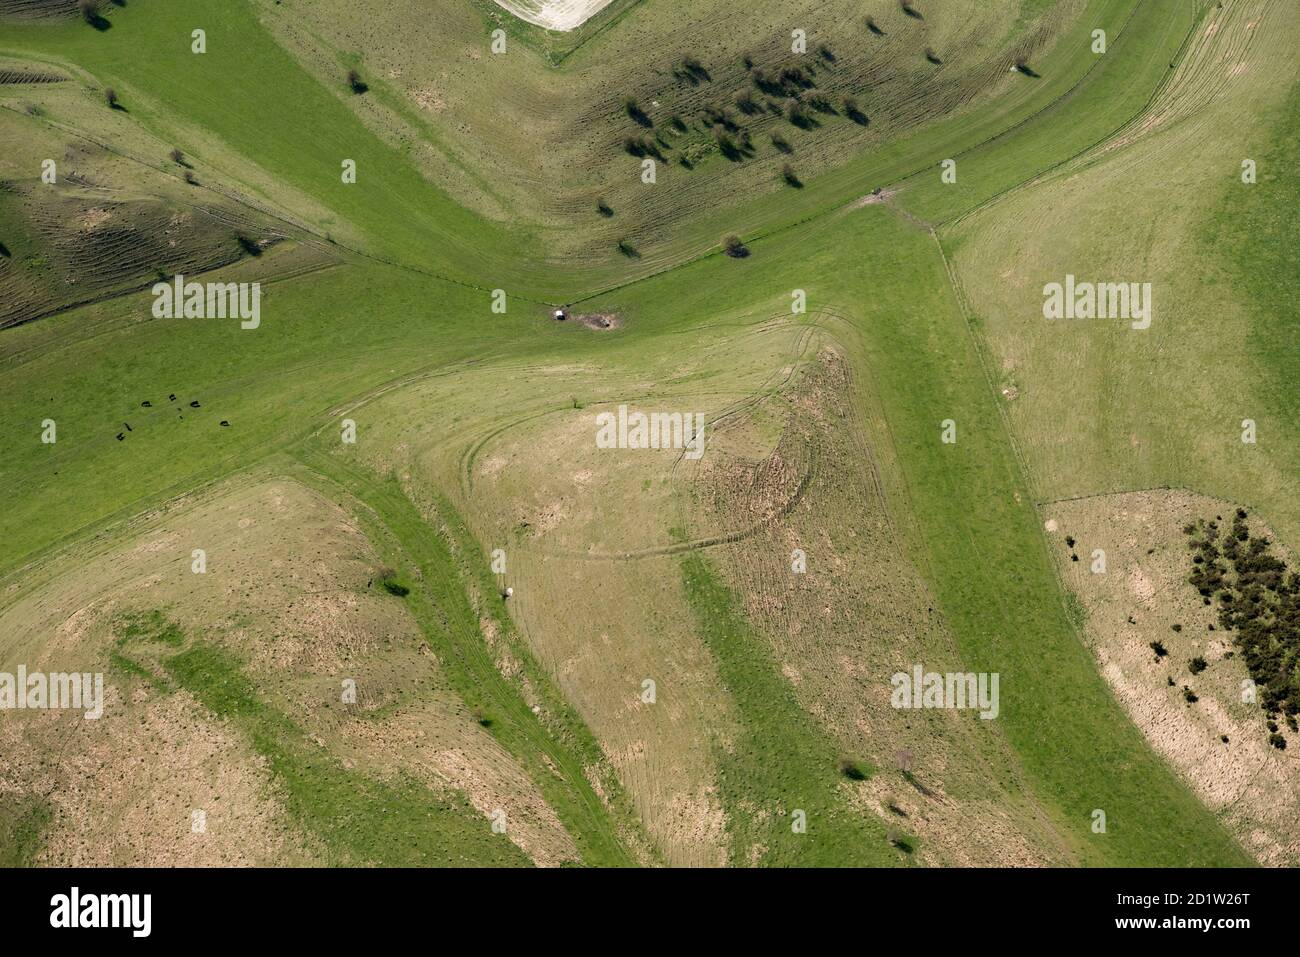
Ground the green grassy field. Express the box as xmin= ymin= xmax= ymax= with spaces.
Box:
xmin=0 ymin=0 xmax=1293 ymax=866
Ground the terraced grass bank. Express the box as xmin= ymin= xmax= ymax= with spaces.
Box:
xmin=1 ymin=0 xmax=1292 ymax=867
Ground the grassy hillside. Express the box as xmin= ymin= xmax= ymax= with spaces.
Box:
xmin=1 ymin=0 xmax=1291 ymax=866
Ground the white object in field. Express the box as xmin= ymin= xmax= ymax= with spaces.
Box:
xmin=505 ymin=586 xmax=514 ymax=598
xmin=491 ymin=0 xmax=617 ymax=31
xmin=554 ymin=309 xmax=566 ymax=320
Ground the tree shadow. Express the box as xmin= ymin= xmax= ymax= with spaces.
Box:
xmin=901 ymin=2 xmax=923 ymax=19
xmin=622 ymin=136 xmax=662 ymax=160
xmin=845 ymin=106 xmax=870 ymax=126
xmin=672 ymin=57 xmax=711 ymax=86
xmin=625 ymin=101 xmax=652 ymax=127
xmin=807 ymin=94 xmax=837 ymax=115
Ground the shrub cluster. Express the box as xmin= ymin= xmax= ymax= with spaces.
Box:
xmin=1185 ymin=511 xmax=1300 ymax=745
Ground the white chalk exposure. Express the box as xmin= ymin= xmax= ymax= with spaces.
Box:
xmin=491 ymin=0 xmax=618 ymax=31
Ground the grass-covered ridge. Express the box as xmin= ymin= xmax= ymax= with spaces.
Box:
xmin=1 ymin=0 xmax=1291 ymax=867
xmin=99 ymin=606 xmax=532 ymax=865
xmin=681 ymin=552 xmax=905 ymax=866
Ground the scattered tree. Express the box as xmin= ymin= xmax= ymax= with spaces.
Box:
xmin=843 ymin=95 xmax=868 ymax=125
xmin=78 ymin=0 xmax=107 ymax=28
xmin=624 ymin=96 xmax=651 ymax=127
xmin=887 ymin=828 xmax=914 ymax=853
xmin=672 ymin=55 xmax=710 ymax=85
xmin=1014 ymin=56 xmax=1040 ymax=77
xmin=838 ymin=757 xmax=870 ymax=780
xmin=722 ymin=234 xmax=748 ymax=258
xmin=712 ymin=124 xmax=743 ymax=160
xmin=783 ymin=97 xmax=807 ymax=127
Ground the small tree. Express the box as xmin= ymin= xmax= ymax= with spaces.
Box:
xmin=78 ymin=0 xmax=101 ymax=21
xmin=722 ymin=234 xmax=748 ymax=258
xmin=347 ymin=69 xmax=367 ymax=93
xmin=170 ymin=147 xmax=185 ymax=165
xmin=713 ymin=129 xmax=740 ymax=162
xmin=104 ymin=88 xmax=118 ymax=108
xmin=781 ymin=163 xmax=801 ymax=187
xmin=838 ymin=757 xmax=870 ymax=780
xmin=624 ymin=96 xmax=651 ymax=127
